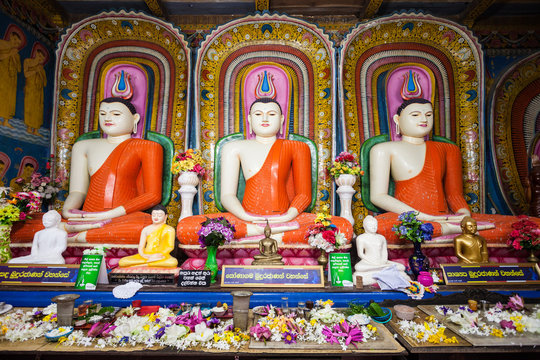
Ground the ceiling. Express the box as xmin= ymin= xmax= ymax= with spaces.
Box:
xmin=18 ymin=0 xmax=540 ymax=31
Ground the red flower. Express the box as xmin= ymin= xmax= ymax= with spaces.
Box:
xmin=322 ymin=230 xmax=336 ymax=244
xmin=512 ymin=239 xmax=522 ymax=250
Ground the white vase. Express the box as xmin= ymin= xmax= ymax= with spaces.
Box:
xmin=335 ymin=174 xmax=356 ymax=226
xmin=178 ymin=171 xmax=199 ymax=221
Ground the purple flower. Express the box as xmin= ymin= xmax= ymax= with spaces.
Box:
xmin=155 ymin=326 xmax=165 ymax=339
xmin=500 ymin=320 xmax=516 ymax=330
xmin=283 ymin=331 xmax=297 ymax=344
xmin=206 ymin=317 xmax=220 ymax=328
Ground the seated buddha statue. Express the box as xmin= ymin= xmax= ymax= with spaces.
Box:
xmin=177 ymin=98 xmax=353 ymax=247
xmin=353 ymin=215 xmax=409 ymax=285
xmin=370 ymin=98 xmax=540 ymax=244
xmin=252 ymin=221 xmax=284 ymax=265
xmin=61 ymin=97 xmax=163 ymax=244
xmin=454 ymin=216 xmax=489 ymax=264
xmin=9 ymin=210 xmax=67 ymax=264
xmin=118 ymin=205 xmax=177 ymax=268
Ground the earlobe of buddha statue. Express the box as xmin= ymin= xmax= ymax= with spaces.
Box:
xmin=393 ymin=114 xmax=400 ymax=135
xmin=132 ymin=113 xmax=140 ymax=134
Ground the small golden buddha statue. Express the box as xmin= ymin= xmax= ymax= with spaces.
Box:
xmin=251 ymin=221 xmax=284 ymax=265
xmin=454 ymin=216 xmax=489 ymax=264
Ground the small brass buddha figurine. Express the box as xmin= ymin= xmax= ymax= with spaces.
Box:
xmin=454 ymin=216 xmax=489 ymax=264
xmin=251 ymin=221 xmax=284 ymax=265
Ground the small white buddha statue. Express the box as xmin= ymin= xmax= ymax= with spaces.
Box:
xmin=353 ymin=215 xmax=409 ymax=285
xmin=9 ymin=210 xmax=67 ymax=264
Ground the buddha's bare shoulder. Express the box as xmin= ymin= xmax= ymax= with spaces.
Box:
xmin=223 ymin=139 xmax=258 ymax=152
xmin=371 ymin=140 xmax=406 ymax=155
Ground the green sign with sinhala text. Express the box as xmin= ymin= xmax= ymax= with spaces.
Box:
xmin=74 ymin=254 xmax=103 ymax=290
xmin=329 ymin=253 xmax=353 ymax=287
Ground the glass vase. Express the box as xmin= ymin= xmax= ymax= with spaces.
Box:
xmin=409 ymin=241 xmax=429 ymax=279
xmin=204 ymin=245 xmax=219 ymax=284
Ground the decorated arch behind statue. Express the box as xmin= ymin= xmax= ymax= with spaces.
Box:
xmin=339 ymin=12 xmax=485 ymax=232
xmin=488 ymin=52 xmax=540 ymax=215
xmin=51 ymin=10 xmax=191 ymax=224
xmin=193 ymin=12 xmax=337 ymax=216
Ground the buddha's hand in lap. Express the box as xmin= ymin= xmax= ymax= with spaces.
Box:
xmin=252 ymin=208 xmax=299 ymax=224
xmin=65 ymin=207 xmax=127 ymax=222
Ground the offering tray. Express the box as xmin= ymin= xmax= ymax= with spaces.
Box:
xmin=386 ymin=306 xmax=470 ymax=348
xmin=249 ymin=309 xmax=402 ymax=352
xmin=418 ymin=304 xmax=540 ymax=347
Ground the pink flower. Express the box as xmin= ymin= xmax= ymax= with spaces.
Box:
xmin=19 ymin=212 xmax=27 ymax=220
xmin=512 ymin=239 xmax=522 ymax=250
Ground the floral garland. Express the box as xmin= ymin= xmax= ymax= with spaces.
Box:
xmin=397 ymin=315 xmax=459 ymax=344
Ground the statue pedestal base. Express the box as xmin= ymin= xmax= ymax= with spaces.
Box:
xmin=109 ymin=267 xmax=179 ymax=285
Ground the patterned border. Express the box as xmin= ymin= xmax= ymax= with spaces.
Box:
xmin=489 ymin=52 xmax=540 ymax=214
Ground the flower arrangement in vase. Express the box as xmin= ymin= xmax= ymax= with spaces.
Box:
xmin=197 ymin=216 xmax=236 ymax=283
xmin=0 ymin=189 xmax=42 ymax=262
xmin=305 ymin=207 xmax=347 ymax=267
xmin=171 ymin=148 xmax=206 ymax=177
xmin=507 ymin=215 xmax=540 ymax=262
xmin=172 ymin=149 xmax=206 ymax=220
xmin=22 ymin=156 xmax=64 ymax=209
xmin=392 ymin=211 xmax=434 ymax=278
xmin=327 ymin=151 xmax=363 ymax=179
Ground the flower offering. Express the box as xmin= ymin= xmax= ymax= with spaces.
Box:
xmin=171 ymin=148 xmax=206 ymax=176
xmin=0 ymin=190 xmax=41 ymax=224
xmin=305 ymin=207 xmax=347 ymax=252
xmin=507 ymin=215 xmax=540 ymax=251
xmin=327 ymin=151 xmax=363 ymax=179
xmin=392 ymin=211 xmax=434 ymax=243
xmin=197 ymin=216 xmax=236 ymax=248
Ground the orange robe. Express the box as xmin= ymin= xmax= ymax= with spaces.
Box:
xmin=10 ymin=139 xmax=163 ymax=245
xmin=177 ymin=139 xmax=353 ymax=245
xmin=376 ymin=141 xmax=540 ymax=244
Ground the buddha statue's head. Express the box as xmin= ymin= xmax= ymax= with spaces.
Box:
xmin=21 ymin=163 xmax=35 ymax=179
xmin=362 ymin=215 xmax=378 ymax=234
xmin=393 ymin=98 xmax=433 ymax=139
xmin=42 ymin=210 xmax=61 ymax=228
xmin=98 ymin=97 xmax=140 ymax=137
xmin=460 ymin=216 xmax=477 ymax=235
xmin=247 ymin=98 xmax=285 ymax=138
xmin=9 ymin=31 xmax=22 ymax=47
xmin=150 ymin=204 xmax=167 ymax=225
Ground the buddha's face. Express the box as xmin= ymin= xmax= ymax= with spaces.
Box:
xmin=248 ymin=101 xmax=284 ymax=138
xmin=151 ymin=209 xmax=167 ymax=224
xmin=462 ymin=218 xmax=477 ymax=234
xmin=9 ymin=33 xmax=21 ymax=47
xmin=22 ymin=165 xmax=34 ymax=178
xmin=363 ymin=216 xmax=378 ymax=233
xmin=98 ymin=102 xmax=140 ymax=137
xmin=394 ymin=102 xmax=433 ymax=138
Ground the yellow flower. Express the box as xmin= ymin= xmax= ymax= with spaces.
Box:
xmin=213 ymin=333 xmax=221 ymax=342
xmin=143 ymin=325 xmax=150 ymax=331
xmin=147 ymin=313 xmax=156 ymax=322
xmin=515 ymin=323 xmax=524 ymax=332
xmin=444 ymin=336 xmax=458 ymax=344
xmin=310 ymin=319 xmax=317 ymax=326
xmin=490 ymin=328 xmax=504 ymax=338
xmin=234 ymin=335 xmax=240 ymax=342
xmin=43 ymin=315 xmax=51 ymax=322
xmin=416 ymin=332 xmax=425 ymax=339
